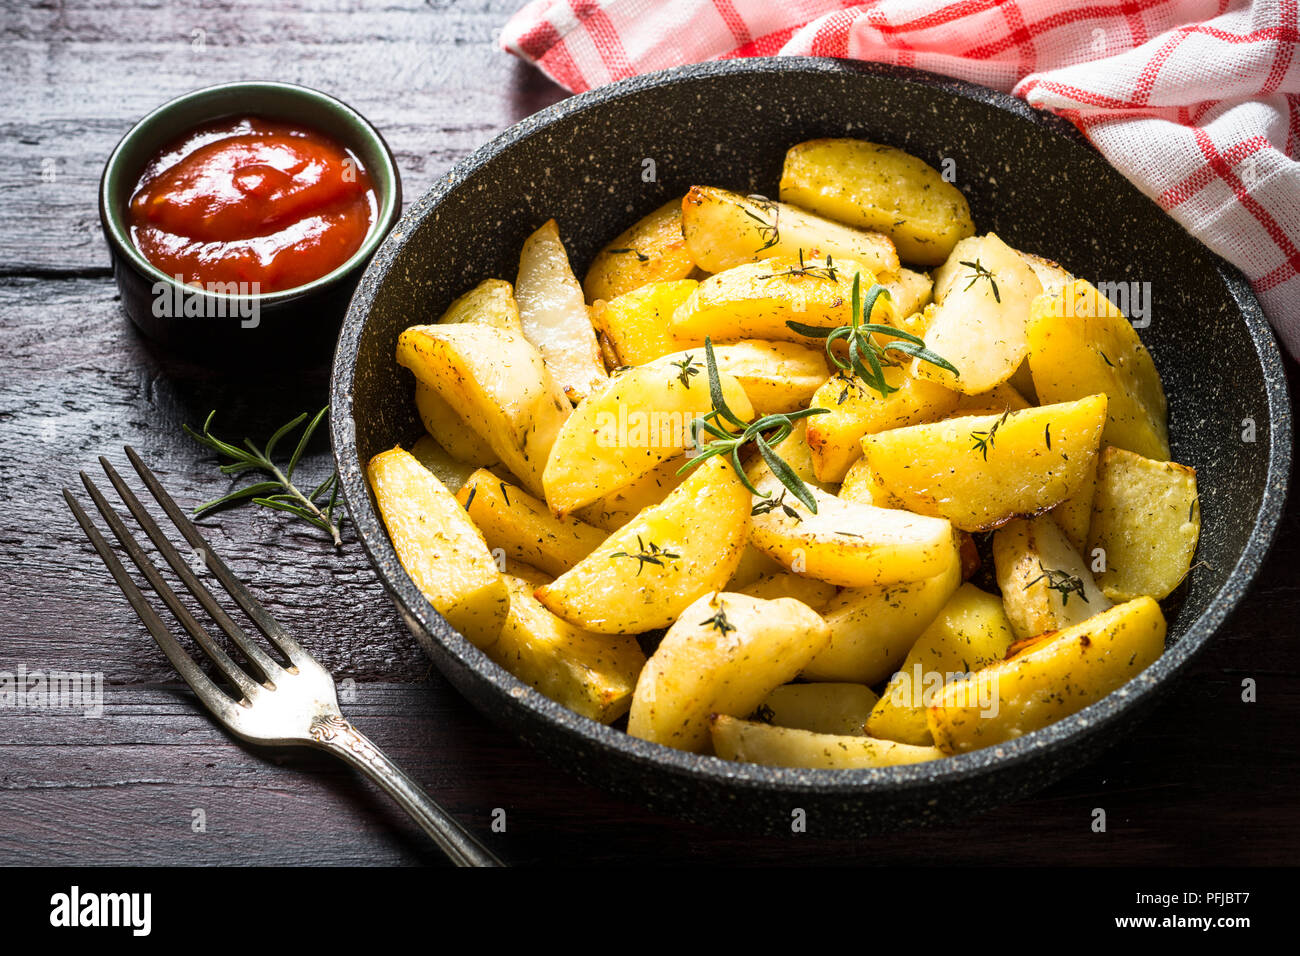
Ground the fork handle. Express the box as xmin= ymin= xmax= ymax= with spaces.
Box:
xmin=310 ymin=715 xmax=504 ymax=866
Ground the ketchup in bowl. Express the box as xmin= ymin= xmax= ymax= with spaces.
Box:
xmin=128 ymin=116 xmax=377 ymax=294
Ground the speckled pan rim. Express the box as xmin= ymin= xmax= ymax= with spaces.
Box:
xmin=331 ymin=58 xmax=1292 ymax=798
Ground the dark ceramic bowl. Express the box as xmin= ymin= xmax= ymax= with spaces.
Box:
xmin=100 ymin=81 xmax=401 ymax=360
xmin=331 ymin=59 xmax=1292 ymax=834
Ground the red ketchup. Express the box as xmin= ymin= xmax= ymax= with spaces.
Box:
xmin=128 ymin=116 xmax=377 ymax=294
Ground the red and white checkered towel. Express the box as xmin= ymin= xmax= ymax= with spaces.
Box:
xmin=502 ymin=0 xmax=1300 ymax=358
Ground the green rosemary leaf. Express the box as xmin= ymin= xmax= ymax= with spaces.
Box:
xmin=193 ymin=481 xmax=282 ymax=515
xmin=755 ymin=434 xmax=819 ymax=513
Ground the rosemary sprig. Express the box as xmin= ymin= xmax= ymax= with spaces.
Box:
xmin=701 ymin=608 xmax=737 ymax=634
xmin=960 ymin=258 xmax=1000 ymax=303
xmin=183 ymin=405 xmax=343 ymax=547
xmin=610 ymin=535 xmax=680 ymax=575
xmin=751 ymin=489 xmax=802 ymax=522
xmin=607 ymin=247 xmax=650 ymax=262
xmin=670 ymin=353 xmax=701 ymax=389
xmin=676 ymin=338 xmax=828 ymax=512
xmin=970 ymin=409 xmax=1011 ymax=461
xmin=758 ymin=249 xmax=838 ymax=281
xmin=742 ymin=196 xmax=781 ymax=251
xmin=1026 ymin=561 xmax=1089 ymax=606
xmin=786 ymin=272 xmax=958 ymax=398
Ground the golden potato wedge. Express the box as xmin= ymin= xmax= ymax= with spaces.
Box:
xmin=408 ymin=434 xmax=478 ymax=493
xmin=806 ymin=366 xmax=958 ymax=482
xmin=574 ymin=456 xmax=688 ymax=531
xmin=680 ymin=185 xmax=899 ymax=276
xmin=1018 ymin=251 xmax=1073 ymax=298
xmin=541 ymin=353 xmax=752 ymax=516
xmin=670 ymin=256 xmax=889 ymax=346
xmin=436 ymin=278 xmax=523 ymax=332
xmin=628 ymin=591 xmax=832 ymax=752
xmin=516 ymin=219 xmax=608 ymax=402
xmin=710 ymin=715 xmax=943 ymax=768
xmin=882 ymin=267 xmax=933 ymax=320
xmin=726 ymin=544 xmax=786 ymax=590
xmin=927 ymin=597 xmax=1166 ymax=754
xmin=455 ymin=469 xmax=607 ymax=578
xmin=1028 ymin=280 xmax=1169 ymax=460
xmin=397 ymin=324 xmax=570 ymax=499
xmin=414 ymin=382 xmax=499 ymax=467
xmin=367 ymin=447 xmax=508 ymax=648
xmin=950 ymin=382 xmax=1030 ymax=417
xmin=536 ymin=456 xmax=750 ymax=633
xmin=747 ymin=464 xmax=959 ymax=589
xmin=590 ymin=279 xmax=697 ymax=367
xmin=934 ymin=247 xmax=1070 ymax=306
xmin=779 ymin=138 xmax=975 ymax=266
xmin=488 ymin=572 xmax=645 ymax=724
xmin=583 ymin=198 xmax=696 ymax=303
xmin=739 ymin=571 xmax=838 ymax=611
xmin=757 ymin=682 xmax=878 ymax=736
xmin=1089 ymin=446 xmax=1200 ymax=601
xmin=913 ymin=234 xmax=1044 ymax=394
xmin=994 ymin=515 xmax=1111 ymax=641
xmin=655 ymin=340 xmax=828 ymax=416
xmin=1051 ymin=453 xmax=1098 ymax=555
xmin=861 ymin=395 xmax=1108 ymax=532
xmin=868 ymin=584 xmax=1015 ymax=746
xmin=838 ymin=457 xmax=905 ymax=509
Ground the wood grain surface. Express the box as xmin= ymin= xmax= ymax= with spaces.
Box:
xmin=1 ymin=0 xmax=1296 ymax=867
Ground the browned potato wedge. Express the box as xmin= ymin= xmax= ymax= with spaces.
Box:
xmin=882 ymin=267 xmax=933 ymax=320
xmin=583 ymin=198 xmax=696 ymax=303
xmin=680 ymin=185 xmax=898 ymax=276
xmin=739 ymin=571 xmax=838 ymax=611
xmin=993 ymin=516 xmax=1111 ymax=642
xmin=670 ymin=256 xmax=889 ymax=346
xmin=710 ymin=715 xmax=943 ymax=768
xmin=436 ymin=278 xmax=524 ymax=332
xmin=414 ymin=382 xmax=499 ymax=467
xmin=397 ymin=324 xmax=570 ymax=499
xmin=779 ymin=138 xmax=975 ymax=266
xmin=1028 ymin=279 xmax=1170 ymax=460
xmin=455 ymin=469 xmax=607 ymax=577
xmin=367 ymin=447 xmax=508 ymax=648
xmin=516 ymin=219 xmax=607 ymax=402
xmin=802 ymin=544 xmax=963 ymax=684
xmin=628 ymin=591 xmax=831 ymax=752
xmin=575 ymin=457 xmax=688 ymax=532
xmin=590 ymin=279 xmax=697 ymax=367
xmin=838 ymin=457 xmax=905 ymax=508
xmin=868 ymin=584 xmax=1015 ymax=745
xmin=757 ymin=682 xmax=878 ymax=736
xmin=656 ymin=340 xmax=828 ymax=416
xmin=1051 ymin=453 xmax=1098 ymax=555
xmin=536 ymin=456 xmax=750 ymax=633
xmin=488 ymin=571 xmax=645 ymax=724
xmin=408 ymin=434 xmax=478 ymax=493
xmin=913 ymin=234 xmax=1044 ymax=394
xmin=927 ymin=597 xmax=1166 ymax=754
xmin=541 ymin=353 xmax=752 ymax=516
xmin=806 ymin=366 xmax=958 ymax=482
xmin=1089 ymin=446 xmax=1200 ymax=601
xmin=860 ymin=395 xmax=1108 ymax=532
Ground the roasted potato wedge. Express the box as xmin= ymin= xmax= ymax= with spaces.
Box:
xmin=436 ymin=277 xmax=524 ymax=332
xmin=927 ymin=597 xmax=1166 ymax=754
xmin=408 ymin=434 xmax=478 ymax=493
xmin=670 ymin=256 xmax=889 ymax=346
xmin=414 ymin=382 xmax=500 ymax=467
xmin=488 ymin=572 xmax=645 ymax=724
xmin=806 ymin=366 xmax=958 ymax=482
xmin=541 ymin=352 xmax=752 ymax=516
xmin=802 ymin=544 xmax=963 ymax=684
xmin=913 ymin=234 xmax=1044 ymax=394
xmin=516 ymin=219 xmax=608 ymax=402
xmin=838 ymin=457 xmax=905 ymax=509
xmin=398 ymin=324 xmax=570 ymax=499
xmin=367 ymin=447 xmax=509 ymax=648
xmin=455 ymin=469 xmax=607 ymax=577
xmin=680 ymin=185 xmax=898 ymax=276
xmin=779 ymin=138 xmax=975 ymax=266
xmin=711 ymin=715 xmax=943 ymax=768
xmin=868 ymin=584 xmax=1015 ymax=746
xmin=739 ymin=571 xmax=838 ymax=611
xmin=1089 ymin=446 xmax=1200 ymax=601
xmin=536 ymin=456 xmax=750 ymax=633
xmin=574 ymin=456 xmax=688 ymax=531
xmin=583 ymin=198 xmax=696 ymax=302
xmin=994 ymin=515 xmax=1111 ymax=641
xmin=882 ymin=267 xmax=933 ymax=321
xmin=757 ymin=682 xmax=878 ymax=736
xmin=1028 ymin=280 xmax=1170 ymax=460
xmin=590 ymin=279 xmax=697 ymax=367
xmin=656 ymin=340 xmax=828 ymax=416
xmin=860 ymin=395 xmax=1108 ymax=532
xmin=747 ymin=466 xmax=959 ymax=589
xmin=1051 ymin=452 xmax=1098 ymax=556
xmin=628 ymin=591 xmax=832 ymax=752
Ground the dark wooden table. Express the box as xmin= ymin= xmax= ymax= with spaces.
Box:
xmin=1 ymin=0 xmax=1296 ymax=867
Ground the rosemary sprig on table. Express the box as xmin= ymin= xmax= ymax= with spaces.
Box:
xmin=676 ymin=338 xmax=828 ymax=513
xmin=183 ymin=405 xmax=343 ymax=547
xmin=786 ymin=272 xmax=958 ymax=398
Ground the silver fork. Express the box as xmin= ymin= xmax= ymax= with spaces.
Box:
xmin=63 ymin=446 xmax=503 ymax=867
